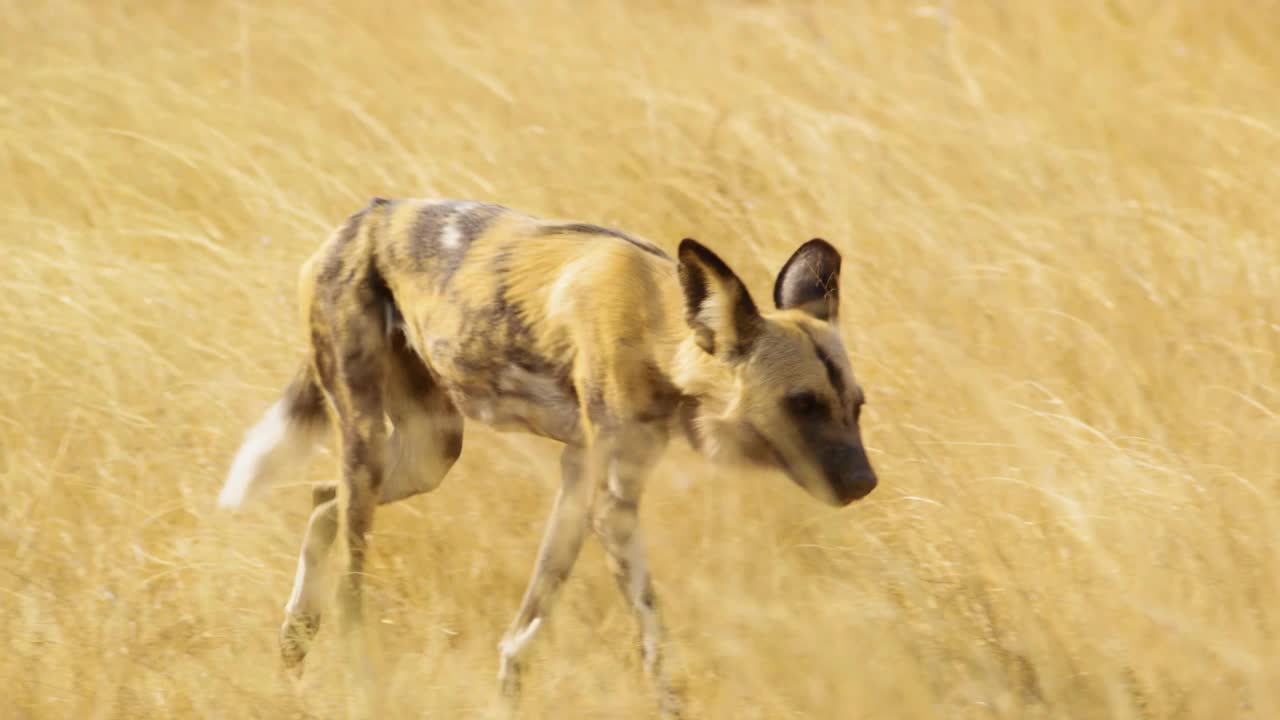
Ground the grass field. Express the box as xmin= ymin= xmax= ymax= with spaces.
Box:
xmin=3 ymin=1 xmax=1279 ymax=718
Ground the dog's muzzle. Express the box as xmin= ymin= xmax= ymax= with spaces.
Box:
xmin=823 ymin=443 xmax=877 ymax=506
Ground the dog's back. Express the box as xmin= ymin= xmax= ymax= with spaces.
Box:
xmin=297 ymin=199 xmax=688 ymax=444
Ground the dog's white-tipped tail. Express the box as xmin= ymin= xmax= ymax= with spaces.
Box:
xmin=219 ymin=368 xmax=328 ymax=511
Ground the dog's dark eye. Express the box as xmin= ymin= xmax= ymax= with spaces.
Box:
xmin=786 ymin=391 xmax=826 ymax=418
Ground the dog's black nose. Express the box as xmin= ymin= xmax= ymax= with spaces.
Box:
xmin=824 ymin=444 xmax=877 ymax=505
xmin=838 ymin=470 xmax=877 ymax=503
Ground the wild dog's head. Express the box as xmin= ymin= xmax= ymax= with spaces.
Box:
xmin=673 ymin=238 xmax=876 ymax=506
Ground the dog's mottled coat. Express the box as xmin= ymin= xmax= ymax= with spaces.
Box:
xmin=219 ymin=198 xmax=878 ymax=716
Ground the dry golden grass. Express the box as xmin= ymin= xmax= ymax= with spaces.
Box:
xmin=3 ymin=1 xmax=1278 ymax=717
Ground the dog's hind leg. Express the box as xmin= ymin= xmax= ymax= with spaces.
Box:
xmin=280 ymin=332 xmax=464 ymax=672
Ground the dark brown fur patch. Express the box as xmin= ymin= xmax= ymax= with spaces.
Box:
xmin=339 ymin=336 xmax=383 ymax=403
xmin=814 ymin=341 xmax=846 ymax=398
xmin=319 ymin=207 xmax=369 ymax=286
xmin=439 ymin=246 xmax=577 ymax=438
xmin=451 ymin=249 xmax=537 ymax=373
xmin=440 ymin=203 xmax=506 ymax=282
xmin=284 ymin=365 xmax=328 ymax=425
xmin=799 ymin=325 xmax=847 ymax=399
xmin=634 ymin=362 xmax=683 ymax=423
xmin=409 ymin=201 xmax=463 ymax=268
xmin=538 ymin=223 xmax=672 ymax=261
xmin=456 ymin=203 xmax=506 ymax=244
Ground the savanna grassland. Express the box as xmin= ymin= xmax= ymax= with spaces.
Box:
xmin=2 ymin=1 xmax=1278 ymax=718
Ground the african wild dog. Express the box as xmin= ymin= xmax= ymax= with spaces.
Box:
xmin=218 ymin=198 xmax=877 ymax=715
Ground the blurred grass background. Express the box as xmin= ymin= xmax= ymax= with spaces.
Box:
xmin=2 ymin=1 xmax=1278 ymax=717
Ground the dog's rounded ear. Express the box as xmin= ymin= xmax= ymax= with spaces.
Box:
xmin=773 ymin=238 xmax=841 ymax=322
xmin=678 ymin=239 xmax=761 ymax=361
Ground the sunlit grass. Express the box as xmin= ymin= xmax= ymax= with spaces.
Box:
xmin=2 ymin=1 xmax=1277 ymax=717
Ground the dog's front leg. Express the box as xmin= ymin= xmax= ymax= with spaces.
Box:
xmin=497 ymin=444 xmax=593 ymax=702
xmin=593 ymin=424 xmax=682 ymax=718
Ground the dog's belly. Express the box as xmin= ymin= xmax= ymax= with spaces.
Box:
xmin=447 ymin=371 xmax=581 ymax=442
xmin=414 ymin=333 xmax=582 ymax=444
